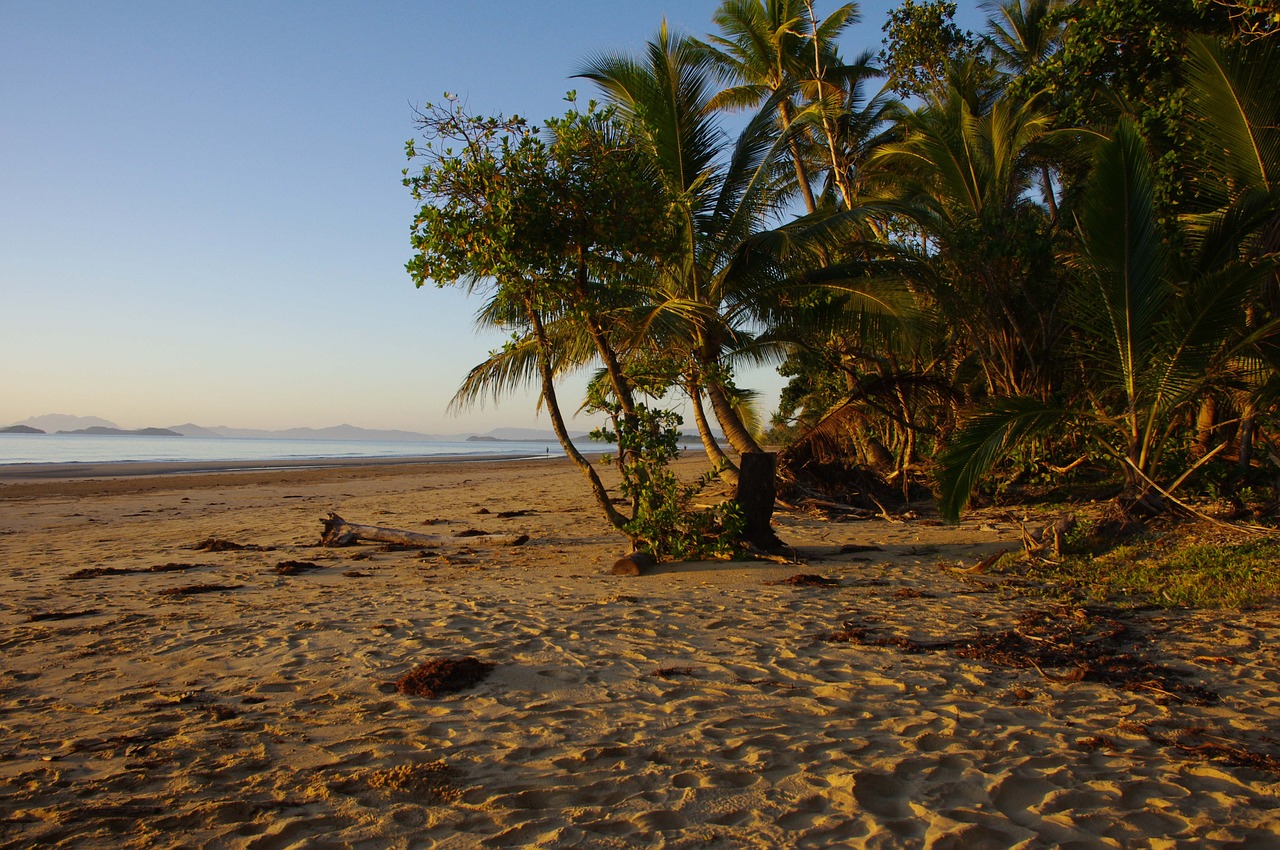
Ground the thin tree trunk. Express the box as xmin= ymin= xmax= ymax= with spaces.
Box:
xmin=688 ymin=377 xmax=739 ymax=484
xmin=528 ymin=304 xmax=630 ymax=535
xmin=1238 ymin=401 xmax=1257 ymax=478
xmin=576 ymin=250 xmax=636 ymax=417
xmin=804 ymin=0 xmax=854 ymax=210
xmin=1040 ymin=165 xmax=1058 ymax=220
xmin=779 ymin=100 xmax=818 ymax=214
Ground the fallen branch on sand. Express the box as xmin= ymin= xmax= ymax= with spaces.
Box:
xmin=319 ymin=512 xmax=528 ymax=548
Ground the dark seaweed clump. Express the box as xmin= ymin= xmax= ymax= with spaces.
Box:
xmin=395 ymin=657 xmax=494 ymax=698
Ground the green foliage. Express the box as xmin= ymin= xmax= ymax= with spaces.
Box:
xmin=404 ymin=96 xmax=675 ymax=304
xmin=879 ymin=1 xmax=980 ymax=98
xmin=402 ymin=2 xmax=1280 ymax=540
xmin=594 ymin=405 xmax=746 ymax=560
xmin=1012 ymin=0 xmax=1229 ymax=210
xmin=936 ymin=397 xmax=1078 ymax=520
xmin=1191 ymin=0 xmax=1280 ymax=44
xmin=935 ymin=119 xmax=1274 ymax=519
xmin=1008 ymin=536 xmax=1280 ymax=609
xmin=983 ymin=0 xmax=1069 ymax=77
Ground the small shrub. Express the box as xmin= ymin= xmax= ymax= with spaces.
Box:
xmin=595 ymin=404 xmax=745 ymax=560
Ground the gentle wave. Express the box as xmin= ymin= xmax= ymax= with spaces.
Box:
xmin=0 ymin=433 xmax=582 ymax=466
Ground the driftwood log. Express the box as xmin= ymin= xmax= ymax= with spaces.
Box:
xmin=610 ymin=551 xmax=657 ymax=576
xmin=320 ymin=512 xmax=528 ymax=548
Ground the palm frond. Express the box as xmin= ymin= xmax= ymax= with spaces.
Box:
xmin=447 ymin=334 xmax=545 ymax=413
xmin=1071 ymin=119 xmax=1168 ymax=404
xmin=936 ymin=397 xmax=1078 ymax=521
xmin=1185 ymin=34 xmax=1280 ymax=194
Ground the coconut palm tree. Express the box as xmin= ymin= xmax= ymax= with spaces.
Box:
xmin=694 ymin=0 xmax=862 ymax=213
xmin=935 ymin=119 xmax=1277 ymax=519
xmin=983 ymin=0 xmax=1067 ymax=77
xmin=867 ymin=67 xmax=1066 ymax=401
xmin=576 ymin=23 xmax=797 ymax=459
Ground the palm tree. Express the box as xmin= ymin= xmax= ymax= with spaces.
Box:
xmin=694 ymin=0 xmax=863 ymax=214
xmin=935 ymin=119 xmax=1276 ymax=519
xmin=1181 ymin=33 xmax=1280 ymax=478
xmin=983 ymin=0 xmax=1067 ymax=77
xmin=867 ymin=67 xmax=1066 ymax=401
xmin=982 ymin=0 xmax=1068 ymax=217
xmin=577 ymin=23 xmax=795 ymax=459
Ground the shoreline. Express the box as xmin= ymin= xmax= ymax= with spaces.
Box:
xmin=0 ymin=451 xmax=558 ymax=484
xmin=0 ymin=454 xmax=582 ymax=502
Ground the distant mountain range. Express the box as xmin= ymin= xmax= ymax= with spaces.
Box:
xmin=4 ymin=414 xmax=585 ymax=442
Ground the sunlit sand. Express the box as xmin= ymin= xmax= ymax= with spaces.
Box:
xmin=2 ymin=457 xmax=1277 ymax=848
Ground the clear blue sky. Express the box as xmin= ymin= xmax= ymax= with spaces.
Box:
xmin=1 ymin=1 xmax=988 ymax=434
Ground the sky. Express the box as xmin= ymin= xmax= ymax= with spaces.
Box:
xmin=1 ymin=1 xmax=989 ymax=434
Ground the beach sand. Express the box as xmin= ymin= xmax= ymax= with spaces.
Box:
xmin=1 ymin=456 xmax=1277 ymax=849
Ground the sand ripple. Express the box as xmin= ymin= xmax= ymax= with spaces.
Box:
xmin=2 ymin=459 xmax=1278 ymax=848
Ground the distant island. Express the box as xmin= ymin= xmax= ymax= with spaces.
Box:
xmin=5 ymin=414 xmax=708 ymax=443
xmin=55 ymin=426 xmax=182 ymax=437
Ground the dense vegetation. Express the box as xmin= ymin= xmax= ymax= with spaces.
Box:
xmin=406 ymin=0 xmax=1280 ymax=557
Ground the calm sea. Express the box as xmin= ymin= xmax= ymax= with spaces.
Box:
xmin=0 ymin=433 xmax=582 ymax=466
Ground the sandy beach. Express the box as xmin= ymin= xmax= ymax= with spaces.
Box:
xmin=1 ymin=455 xmax=1278 ymax=849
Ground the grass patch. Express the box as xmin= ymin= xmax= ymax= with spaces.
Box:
xmin=1005 ymin=536 xmax=1280 ymax=609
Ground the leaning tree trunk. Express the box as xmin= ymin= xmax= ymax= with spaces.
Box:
xmin=698 ymin=364 xmax=780 ymax=551
xmin=704 ymin=378 xmax=764 ymax=455
xmin=687 ymin=378 xmax=738 ymax=485
xmin=528 ymin=305 xmax=630 ymax=536
xmin=778 ymin=100 xmax=818 ymax=215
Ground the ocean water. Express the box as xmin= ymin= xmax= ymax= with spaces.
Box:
xmin=0 ymin=433 xmax=582 ymax=466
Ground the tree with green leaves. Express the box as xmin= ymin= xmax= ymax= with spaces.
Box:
xmin=1181 ymin=33 xmax=1280 ymax=480
xmin=982 ymin=0 xmax=1068 ymax=77
xmin=695 ymin=0 xmax=861 ymax=213
xmin=879 ymin=0 xmax=981 ymax=99
xmin=576 ymin=23 xmax=794 ymax=462
xmin=1013 ymin=0 xmax=1236 ymax=213
xmin=405 ymin=98 xmax=747 ymax=555
xmin=868 ymin=69 xmax=1067 ymax=402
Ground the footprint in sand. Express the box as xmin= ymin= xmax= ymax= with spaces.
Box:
xmin=836 ymin=770 xmax=913 ymax=818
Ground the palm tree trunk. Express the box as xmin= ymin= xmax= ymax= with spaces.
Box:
xmin=528 ymin=304 xmax=630 ymax=536
xmin=779 ymin=101 xmax=818 ymax=214
xmin=804 ymin=0 xmax=854 ymax=210
xmin=1195 ymin=395 xmax=1216 ymax=457
xmin=576 ymin=250 xmax=636 ymax=417
xmin=1238 ymin=401 xmax=1257 ymax=479
xmin=705 ymin=377 xmax=764 ymax=455
xmin=687 ymin=377 xmax=739 ymax=484
xmin=1040 ymin=165 xmax=1058 ymax=220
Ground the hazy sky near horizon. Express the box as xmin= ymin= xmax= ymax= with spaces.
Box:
xmin=2 ymin=1 xmax=987 ymax=434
